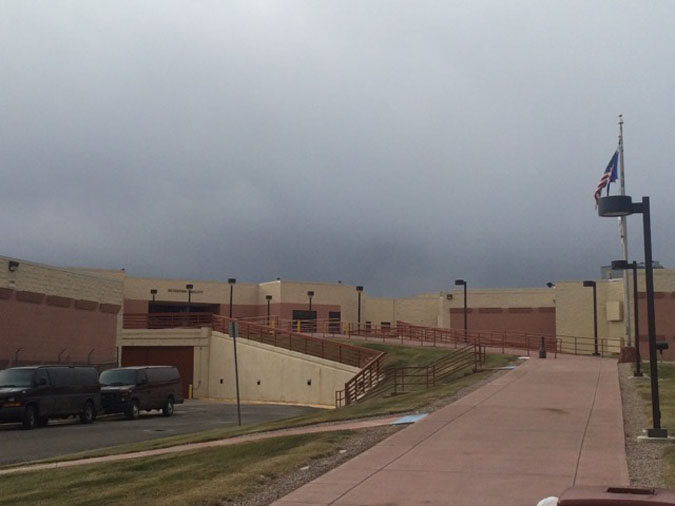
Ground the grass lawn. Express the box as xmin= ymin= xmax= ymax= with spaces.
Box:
xmin=634 ymin=362 xmax=675 ymax=486
xmin=0 ymin=431 xmax=355 ymax=506
xmin=23 ymin=347 xmax=516 ymax=464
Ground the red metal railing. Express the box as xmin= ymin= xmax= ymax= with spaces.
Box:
xmin=335 ymin=352 xmax=386 ymax=407
xmin=336 ymin=344 xmax=479 ymax=407
xmin=210 ymin=315 xmax=381 ymax=369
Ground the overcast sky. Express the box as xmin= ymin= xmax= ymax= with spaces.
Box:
xmin=1 ymin=1 xmax=674 ymax=297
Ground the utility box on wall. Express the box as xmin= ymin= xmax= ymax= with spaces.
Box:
xmin=606 ymin=301 xmax=623 ymax=322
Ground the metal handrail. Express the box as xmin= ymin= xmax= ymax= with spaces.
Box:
xmin=342 ymin=344 xmax=479 ymax=404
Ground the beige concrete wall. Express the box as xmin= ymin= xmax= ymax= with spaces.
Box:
xmin=448 ymin=287 xmax=555 ymax=312
xmin=258 ymin=280 xmax=282 ymax=305
xmin=208 ymin=331 xmax=359 ymax=407
xmin=119 ymin=327 xmax=211 ymax=398
xmin=124 ymin=277 xmax=259 ymax=305
xmin=363 ymin=294 xmax=447 ymax=328
xmin=394 ymin=297 xmax=442 ymax=327
xmin=1 ymin=256 xmax=123 ymax=304
xmin=364 ymin=298 xmax=395 ymax=325
xmin=279 ymin=281 xmax=361 ymax=323
xmin=555 ymin=280 xmax=625 ymax=353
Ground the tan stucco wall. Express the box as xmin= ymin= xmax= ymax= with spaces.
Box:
xmin=1 ymin=256 xmax=123 ymax=304
xmin=448 ymin=287 xmax=555 ymax=312
xmin=120 ymin=327 xmax=360 ymax=406
xmin=208 ymin=331 xmax=359 ymax=408
xmin=554 ymin=280 xmax=625 ymax=353
xmin=279 ymin=281 xmax=361 ymax=323
xmin=364 ymin=298 xmax=395 ymax=325
xmin=124 ymin=277 xmax=259 ymax=306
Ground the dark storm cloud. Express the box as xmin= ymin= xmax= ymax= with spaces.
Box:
xmin=1 ymin=1 xmax=674 ymax=296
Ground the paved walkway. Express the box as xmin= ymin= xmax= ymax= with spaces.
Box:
xmin=272 ymin=354 xmax=629 ymax=506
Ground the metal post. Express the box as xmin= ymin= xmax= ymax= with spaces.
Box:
xmin=583 ymin=281 xmax=599 ymax=356
xmin=356 ymin=286 xmax=363 ymax=331
xmin=266 ymin=295 xmax=272 ymax=326
xmin=642 ymin=198 xmax=665 ymax=437
xmin=229 ymin=321 xmax=242 ymax=426
xmin=592 ymin=284 xmax=599 ymax=356
xmin=632 ymin=262 xmax=643 ymax=377
xmin=463 ymin=283 xmax=468 ymax=342
xmin=228 ymin=278 xmax=236 ymax=318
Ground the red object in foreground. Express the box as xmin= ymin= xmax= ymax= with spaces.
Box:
xmin=559 ymin=486 xmax=675 ymax=505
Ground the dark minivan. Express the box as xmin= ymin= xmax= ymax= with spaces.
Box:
xmin=0 ymin=366 xmax=101 ymax=429
xmin=99 ymin=366 xmax=183 ymax=419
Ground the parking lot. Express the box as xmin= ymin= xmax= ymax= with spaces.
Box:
xmin=0 ymin=400 xmax=320 ymax=466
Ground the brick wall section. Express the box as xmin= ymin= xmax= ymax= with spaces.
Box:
xmin=450 ymin=307 xmax=556 ymax=336
xmin=0 ymin=289 xmax=118 ymax=367
xmin=636 ymin=293 xmax=675 ymax=361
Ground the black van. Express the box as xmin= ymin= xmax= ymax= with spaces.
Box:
xmin=99 ymin=366 xmax=183 ymax=419
xmin=0 ymin=366 xmax=101 ymax=429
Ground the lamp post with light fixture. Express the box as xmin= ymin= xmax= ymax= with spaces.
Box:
xmin=582 ymin=280 xmax=600 ymax=356
xmin=307 ymin=291 xmax=314 ymax=312
xmin=228 ymin=278 xmax=236 ymax=318
xmin=266 ymin=295 xmax=272 ymax=325
xmin=454 ymin=279 xmax=468 ymax=342
xmin=356 ymin=286 xmax=363 ymax=331
xmin=598 ymin=195 xmax=665 ymax=438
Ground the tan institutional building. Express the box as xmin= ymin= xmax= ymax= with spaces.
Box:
xmin=3 ymin=254 xmax=675 ymax=407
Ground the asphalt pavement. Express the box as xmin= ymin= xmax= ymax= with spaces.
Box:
xmin=0 ymin=399 xmax=319 ymax=466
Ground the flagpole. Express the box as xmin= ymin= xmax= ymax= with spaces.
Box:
xmin=618 ymin=114 xmax=632 ymax=347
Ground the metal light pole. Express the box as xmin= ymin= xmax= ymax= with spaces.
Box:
xmin=455 ymin=279 xmax=467 ymax=342
xmin=599 ymin=195 xmax=666 ymax=438
xmin=582 ymin=281 xmax=600 ymax=356
xmin=185 ymin=284 xmax=193 ymax=314
xmin=356 ymin=286 xmax=363 ymax=331
xmin=150 ymin=289 xmax=157 ymax=302
xmin=228 ymin=320 xmax=242 ymax=426
xmin=307 ymin=291 xmax=314 ymax=312
xmin=228 ymin=278 xmax=236 ymax=318
xmin=266 ymin=295 xmax=272 ymax=325
xmin=612 ymin=260 xmax=643 ymax=377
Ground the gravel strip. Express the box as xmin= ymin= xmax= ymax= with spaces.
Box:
xmin=223 ymin=364 xmax=516 ymax=506
xmin=618 ymin=362 xmax=669 ymax=487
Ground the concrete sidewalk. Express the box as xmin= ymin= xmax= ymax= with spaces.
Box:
xmin=272 ymin=355 xmax=628 ymax=506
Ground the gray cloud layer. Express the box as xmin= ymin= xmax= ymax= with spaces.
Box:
xmin=1 ymin=1 xmax=674 ymax=296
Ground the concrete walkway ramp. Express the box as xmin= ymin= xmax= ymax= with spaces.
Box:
xmin=273 ymin=355 xmax=628 ymax=506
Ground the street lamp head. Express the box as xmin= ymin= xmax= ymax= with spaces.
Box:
xmin=150 ymin=289 xmax=158 ymax=295
xmin=582 ymin=280 xmax=596 ymax=288
xmin=598 ymin=195 xmax=635 ymax=217
xmin=356 ymin=286 xmax=363 ymax=292
xmin=307 ymin=291 xmax=314 ymax=297
xmin=611 ymin=260 xmax=630 ymax=270
xmin=266 ymin=295 xmax=272 ymax=301
xmin=454 ymin=279 xmax=465 ymax=286
xmin=228 ymin=278 xmax=236 ymax=285
xmin=185 ymin=284 xmax=194 ymax=290
xmin=546 ymin=282 xmax=556 ymax=288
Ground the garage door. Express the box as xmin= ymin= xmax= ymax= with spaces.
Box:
xmin=121 ymin=346 xmax=193 ymax=398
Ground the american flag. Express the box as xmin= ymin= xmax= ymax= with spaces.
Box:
xmin=594 ymin=150 xmax=618 ymax=206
